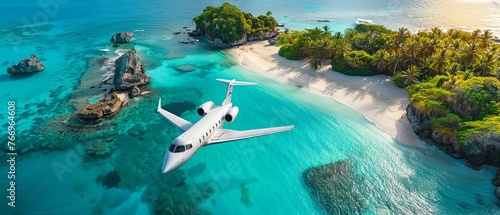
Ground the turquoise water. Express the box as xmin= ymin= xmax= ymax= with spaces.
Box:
xmin=1 ymin=0 xmax=499 ymax=214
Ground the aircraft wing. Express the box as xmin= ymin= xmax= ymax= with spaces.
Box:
xmin=208 ymin=125 xmax=295 ymax=145
xmin=157 ymin=99 xmax=193 ymax=132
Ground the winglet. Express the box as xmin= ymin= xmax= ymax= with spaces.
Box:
xmin=157 ymin=98 xmax=162 ymax=112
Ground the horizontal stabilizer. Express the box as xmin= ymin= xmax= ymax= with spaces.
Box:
xmin=157 ymin=99 xmax=193 ymax=131
xmin=216 ymin=78 xmax=257 ymax=86
xmin=208 ymin=125 xmax=295 ymax=145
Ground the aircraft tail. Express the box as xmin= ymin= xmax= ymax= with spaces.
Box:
xmin=216 ymin=78 xmax=256 ymax=105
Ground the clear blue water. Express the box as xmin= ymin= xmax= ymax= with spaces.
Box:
xmin=1 ymin=0 xmax=499 ymax=214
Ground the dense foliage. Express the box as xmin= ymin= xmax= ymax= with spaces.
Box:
xmin=193 ymin=3 xmax=277 ymax=43
xmin=277 ymin=24 xmax=500 ymax=166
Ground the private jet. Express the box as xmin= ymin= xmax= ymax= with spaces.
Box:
xmin=157 ymin=78 xmax=295 ymax=173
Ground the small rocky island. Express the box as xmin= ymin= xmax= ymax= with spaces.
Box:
xmin=110 ymin=32 xmax=134 ymax=47
xmin=190 ymin=3 xmax=279 ymax=48
xmin=78 ymin=48 xmax=150 ymax=122
xmin=7 ymin=54 xmax=45 ymax=75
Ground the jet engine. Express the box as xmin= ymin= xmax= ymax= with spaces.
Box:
xmin=224 ymin=106 xmax=239 ymax=122
xmin=197 ymin=101 xmax=215 ymax=116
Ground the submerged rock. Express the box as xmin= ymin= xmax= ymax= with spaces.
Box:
xmin=113 ymin=48 xmax=151 ymax=90
xmin=174 ymin=65 xmax=196 ymax=73
xmin=7 ymin=54 xmax=45 ymax=75
xmin=78 ymin=93 xmax=128 ymax=121
xmin=303 ymin=160 xmax=368 ymax=214
xmin=97 ymin=170 xmax=121 ymax=189
xmin=128 ymin=85 xmax=141 ymax=98
xmin=87 ymin=137 xmax=116 ymax=157
xmin=110 ymin=32 xmax=134 ymax=45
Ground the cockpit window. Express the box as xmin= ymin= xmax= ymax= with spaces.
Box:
xmin=174 ymin=145 xmax=186 ymax=152
xmin=186 ymin=144 xmax=192 ymax=150
xmin=168 ymin=144 xmax=175 ymax=152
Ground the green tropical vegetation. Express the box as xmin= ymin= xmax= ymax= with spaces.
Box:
xmin=277 ymin=24 xmax=500 ymax=167
xmin=193 ymin=2 xmax=277 ymax=43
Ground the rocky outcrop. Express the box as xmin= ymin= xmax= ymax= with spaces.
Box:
xmin=193 ymin=28 xmax=279 ymax=48
xmin=406 ymin=103 xmax=465 ymax=158
xmin=408 ymin=101 xmax=500 ymax=197
xmin=78 ymin=93 xmax=128 ymax=121
xmin=110 ymin=32 xmax=134 ymax=46
xmin=113 ymin=48 xmax=151 ymax=90
xmin=247 ymin=30 xmax=279 ymax=42
xmin=268 ymin=35 xmax=279 ymax=45
xmin=188 ymin=29 xmax=204 ymax=36
xmin=7 ymin=54 xmax=45 ymax=75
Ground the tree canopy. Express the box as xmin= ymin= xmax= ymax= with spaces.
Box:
xmin=193 ymin=3 xmax=277 ymax=43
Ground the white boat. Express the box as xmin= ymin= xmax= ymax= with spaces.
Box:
xmin=355 ymin=18 xmax=373 ymax=25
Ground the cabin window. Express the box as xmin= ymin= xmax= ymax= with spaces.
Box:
xmin=186 ymin=144 xmax=192 ymax=150
xmin=199 ymin=139 xmax=201 ymax=143
xmin=168 ymin=144 xmax=176 ymax=152
xmin=174 ymin=145 xmax=185 ymax=153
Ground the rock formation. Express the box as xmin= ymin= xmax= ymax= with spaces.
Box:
xmin=78 ymin=93 xmax=128 ymax=121
xmin=110 ymin=32 xmax=134 ymax=46
xmin=268 ymin=35 xmax=280 ymax=45
xmin=247 ymin=30 xmax=279 ymax=42
xmin=113 ymin=48 xmax=151 ymax=90
xmin=208 ymin=31 xmax=279 ymax=48
xmin=128 ymin=85 xmax=141 ymax=98
xmin=7 ymin=54 xmax=45 ymax=75
xmin=188 ymin=29 xmax=204 ymax=37
xmin=406 ymin=103 xmax=500 ymax=170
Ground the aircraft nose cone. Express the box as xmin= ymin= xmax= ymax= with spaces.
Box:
xmin=162 ymin=152 xmax=182 ymax=174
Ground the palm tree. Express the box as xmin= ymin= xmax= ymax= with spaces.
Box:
xmin=479 ymin=29 xmax=494 ymax=49
xmin=335 ymin=39 xmax=352 ymax=58
xmin=460 ymin=43 xmax=482 ymax=70
xmin=371 ymin=49 xmax=389 ymax=74
xmin=322 ymin=25 xmax=332 ymax=39
xmin=473 ymin=51 xmax=498 ymax=76
xmin=301 ymin=39 xmax=334 ymax=69
xmin=401 ymin=36 xmax=422 ymax=69
xmin=388 ymin=27 xmax=410 ymax=75
xmin=446 ymin=28 xmax=461 ymax=40
xmin=333 ymin=32 xmax=343 ymax=39
xmin=400 ymin=65 xmax=421 ymax=85
xmin=430 ymin=49 xmax=449 ymax=75
xmin=430 ymin=27 xmax=443 ymax=39
xmin=420 ymin=38 xmax=442 ymax=59
xmin=468 ymin=29 xmax=481 ymax=44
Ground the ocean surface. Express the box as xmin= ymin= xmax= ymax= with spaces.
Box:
xmin=1 ymin=0 xmax=499 ymax=214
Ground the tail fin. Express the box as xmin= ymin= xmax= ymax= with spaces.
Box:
xmin=216 ymin=78 xmax=256 ymax=105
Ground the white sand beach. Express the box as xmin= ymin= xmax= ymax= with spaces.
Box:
xmin=226 ymin=41 xmax=421 ymax=146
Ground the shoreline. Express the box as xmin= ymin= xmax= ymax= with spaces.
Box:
xmin=225 ymin=41 xmax=422 ymax=146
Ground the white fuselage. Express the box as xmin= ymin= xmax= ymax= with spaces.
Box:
xmin=162 ymin=103 xmax=231 ymax=173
